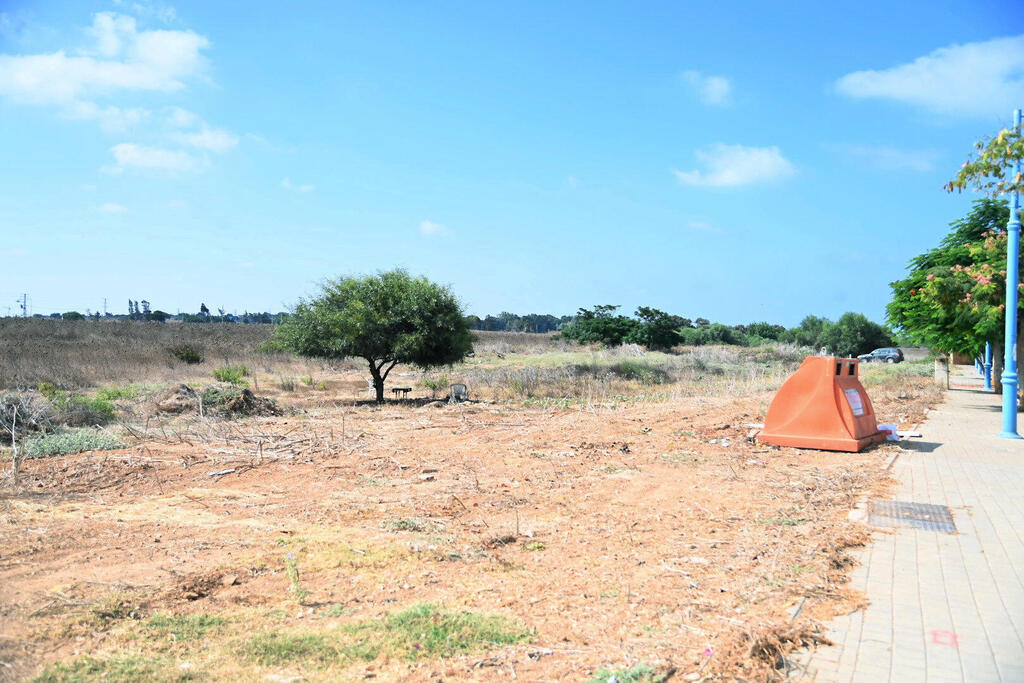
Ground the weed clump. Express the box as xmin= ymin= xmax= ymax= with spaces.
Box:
xmin=23 ymin=428 xmax=125 ymax=458
xmin=168 ymin=344 xmax=204 ymax=364
xmin=0 ymin=391 xmax=52 ymax=443
xmin=38 ymin=383 xmax=116 ymax=426
xmin=212 ymin=365 xmax=250 ymax=386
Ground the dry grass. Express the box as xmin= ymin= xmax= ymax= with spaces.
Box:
xmin=0 ymin=319 xmax=340 ymax=389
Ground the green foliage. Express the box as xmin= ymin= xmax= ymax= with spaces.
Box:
xmin=887 ymin=199 xmax=1010 ymax=352
xmin=145 ymin=613 xmax=225 ymax=641
xmin=23 ymin=428 xmax=125 ymax=457
xmin=817 ymin=312 xmax=893 ymax=358
xmin=559 ymin=305 xmax=641 ymax=347
xmin=96 ymin=384 xmax=141 ymax=401
xmin=61 ymin=311 xmax=85 ymax=321
xmin=343 ymin=603 xmax=532 ymax=660
xmin=274 ymin=269 xmax=473 ymax=402
xmin=284 ymin=553 xmax=310 ymax=604
xmin=678 ymin=323 xmax=747 ymax=346
xmin=946 ymin=122 xmax=1024 ymax=196
xmin=212 ymin=365 xmax=250 ymax=386
xmin=779 ymin=315 xmax=829 ymax=347
xmin=421 ymin=373 xmax=449 ymax=398
xmin=624 ymin=307 xmax=682 ymax=350
xmin=39 ymin=386 xmax=116 ymax=426
xmin=585 ymin=664 xmax=673 ymax=683
xmin=243 ymin=632 xmax=339 ymax=668
xmin=168 ymin=344 xmax=204 ymax=364
xmin=32 ymin=655 xmax=194 ymax=683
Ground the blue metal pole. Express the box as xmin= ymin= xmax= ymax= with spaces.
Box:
xmin=976 ymin=357 xmax=983 ymax=375
xmin=985 ymin=341 xmax=993 ymax=391
xmin=999 ymin=108 xmax=1023 ymax=438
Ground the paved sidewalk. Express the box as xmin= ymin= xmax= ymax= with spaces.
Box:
xmin=797 ymin=384 xmax=1024 ymax=682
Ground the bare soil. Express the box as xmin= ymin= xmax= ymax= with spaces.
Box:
xmin=0 ymin=372 xmax=938 ymax=682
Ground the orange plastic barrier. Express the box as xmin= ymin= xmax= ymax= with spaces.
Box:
xmin=758 ymin=356 xmax=886 ymax=452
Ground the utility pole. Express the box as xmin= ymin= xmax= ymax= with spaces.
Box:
xmin=103 ymin=298 xmax=108 ymax=316
xmin=999 ymin=107 xmax=1023 ymax=439
xmin=19 ymin=294 xmax=27 ymax=317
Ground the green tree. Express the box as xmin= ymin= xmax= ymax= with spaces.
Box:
xmin=887 ymin=199 xmax=1009 ymax=354
xmin=817 ymin=312 xmax=893 ymax=358
xmin=274 ymin=270 xmax=473 ymax=402
xmin=61 ymin=311 xmax=85 ymax=321
xmin=946 ymin=121 xmax=1024 ymax=197
xmin=625 ymin=307 xmax=681 ymax=350
xmin=779 ymin=315 xmax=830 ymax=348
xmin=559 ymin=305 xmax=640 ymax=346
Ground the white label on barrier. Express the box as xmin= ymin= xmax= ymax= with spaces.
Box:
xmin=844 ymin=388 xmax=865 ymax=416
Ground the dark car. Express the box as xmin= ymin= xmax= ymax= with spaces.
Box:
xmin=858 ymin=347 xmax=904 ymax=364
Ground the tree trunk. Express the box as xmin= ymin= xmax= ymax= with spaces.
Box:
xmin=367 ymin=359 xmax=398 ymax=403
xmin=368 ymin=363 xmax=385 ymax=403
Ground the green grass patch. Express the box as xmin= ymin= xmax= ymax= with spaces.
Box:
xmin=32 ymin=655 xmax=193 ymax=683
xmin=23 ymin=428 xmax=125 ymax=458
xmin=343 ymin=603 xmax=532 ymax=660
xmin=145 ymin=613 xmax=225 ymax=642
xmin=240 ymin=604 xmax=531 ymax=670
xmin=242 ymin=632 xmax=340 ymax=668
xmin=95 ymin=384 xmax=141 ymax=401
xmin=585 ymin=663 xmax=674 ymax=683
xmin=212 ymin=365 xmax=250 ymax=386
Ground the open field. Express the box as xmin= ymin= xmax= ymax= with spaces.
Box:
xmin=0 ymin=323 xmax=941 ymax=681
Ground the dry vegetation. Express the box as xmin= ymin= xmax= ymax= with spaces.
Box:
xmin=0 ymin=321 xmax=941 ymax=682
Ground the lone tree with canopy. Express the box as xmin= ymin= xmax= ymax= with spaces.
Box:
xmin=275 ymin=270 xmax=473 ymax=402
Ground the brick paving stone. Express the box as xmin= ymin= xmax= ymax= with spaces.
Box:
xmin=795 ymin=382 xmax=1024 ymax=681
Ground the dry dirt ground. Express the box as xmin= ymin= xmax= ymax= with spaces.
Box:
xmin=0 ymin=374 xmax=939 ymax=682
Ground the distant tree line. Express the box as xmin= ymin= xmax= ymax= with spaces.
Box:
xmin=463 ymin=312 xmax=573 ymax=333
xmin=557 ymin=305 xmax=892 ymax=357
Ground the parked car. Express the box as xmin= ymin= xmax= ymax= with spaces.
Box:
xmin=858 ymin=347 xmax=904 ymax=364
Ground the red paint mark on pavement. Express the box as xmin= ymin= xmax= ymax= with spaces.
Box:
xmin=931 ymin=630 xmax=961 ymax=648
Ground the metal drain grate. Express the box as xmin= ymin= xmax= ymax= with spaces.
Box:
xmin=868 ymin=500 xmax=957 ymax=533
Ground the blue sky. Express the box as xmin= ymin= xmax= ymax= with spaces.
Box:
xmin=1 ymin=1 xmax=1022 ymax=325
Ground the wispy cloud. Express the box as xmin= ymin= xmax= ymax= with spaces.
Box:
xmin=835 ymin=35 xmax=1024 ymax=118
xmin=166 ymin=106 xmax=197 ymax=128
xmin=172 ymin=126 xmax=238 ymax=152
xmin=681 ymin=70 xmax=732 ymax=106
xmin=281 ymin=177 xmax=315 ymax=192
xmin=419 ymin=220 xmax=450 ymax=236
xmin=99 ymin=202 xmax=129 ymax=213
xmin=110 ymin=142 xmax=202 ymax=172
xmin=673 ymin=143 xmax=795 ymax=187
xmin=830 ymin=144 xmax=942 ymax=172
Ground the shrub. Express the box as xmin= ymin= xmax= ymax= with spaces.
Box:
xmin=23 ymin=428 xmax=125 ymax=457
xmin=199 ymin=385 xmax=280 ymax=417
xmin=39 ymin=386 xmax=117 ymax=426
xmin=421 ymin=374 xmax=449 ymax=398
xmin=168 ymin=344 xmax=204 ymax=364
xmin=0 ymin=391 xmax=52 ymax=443
xmin=212 ymin=365 xmax=250 ymax=386
xmin=609 ymin=360 xmax=669 ymax=385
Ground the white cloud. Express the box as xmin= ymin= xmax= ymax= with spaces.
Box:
xmin=281 ymin=177 xmax=315 ymax=192
xmin=832 ymin=144 xmax=941 ymax=172
xmin=673 ymin=143 xmax=795 ymax=187
xmin=110 ymin=142 xmax=201 ymax=171
xmin=681 ymin=70 xmax=732 ymax=106
xmin=99 ymin=202 xmax=129 ymax=213
xmin=166 ymin=106 xmax=197 ymax=127
xmin=0 ymin=13 xmax=208 ymax=106
xmin=172 ymin=126 xmax=238 ymax=152
xmin=835 ymin=35 xmax=1024 ymax=118
xmin=65 ymin=100 xmax=149 ymax=131
xmin=419 ymin=220 xmax=449 ymax=236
